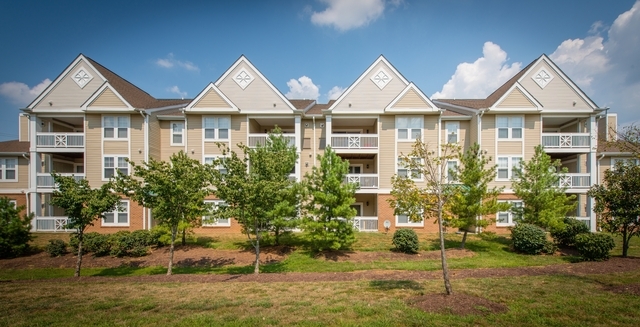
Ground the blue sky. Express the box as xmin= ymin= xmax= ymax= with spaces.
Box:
xmin=1 ymin=0 xmax=639 ymax=141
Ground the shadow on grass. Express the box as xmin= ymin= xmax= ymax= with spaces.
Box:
xmin=94 ymin=266 xmax=167 ymax=276
xmin=369 ymin=280 xmax=424 ymax=291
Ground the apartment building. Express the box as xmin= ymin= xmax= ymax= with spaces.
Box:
xmin=0 ymin=53 xmax=628 ymax=234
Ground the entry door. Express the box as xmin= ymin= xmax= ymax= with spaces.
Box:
xmin=348 ymin=165 xmax=362 ymax=174
xmin=350 ymin=204 xmax=362 ymax=217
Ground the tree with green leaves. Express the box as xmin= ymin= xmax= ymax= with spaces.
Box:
xmin=113 ymin=151 xmax=212 ymax=275
xmin=512 ymin=145 xmax=576 ymax=231
xmin=0 ymin=197 xmax=33 ymax=258
xmin=210 ymin=129 xmax=299 ymax=273
xmin=389 ymin=141 xmax=460 ymax=295
xmin=302 ymin=146 xmax=357 ymax=252
xmin=446 ymin=143 xmax=511 ymax=249
xmin=50 ymin=173 xmax=120 ymax=277
xmin=588 ymin=160 xmax=640 ymax=257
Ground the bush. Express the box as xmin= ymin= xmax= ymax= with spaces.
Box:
xmin=542 ymin=241 xmax=557 ymax=254
xmin=392 ymin=229 xmax=419 ymax=254
xmin=511 ymin=223 xmax=547 ymax=254
xmin=551 ymin=217 xmax=590 ymax=247
xmin=45 ymin=239 xmax=67 ymax=257
xmin=0 ymin=197 xmax=33 ymax=258
xmin=575 ymin=233 xmax=615 ymax=261
xmin=150 ymin=226 xmax=171 ymax=247
xmin=83 ymin=232 xmax=111 ymax=257
xmin=110 ymin=230 xmax=155 ymax=257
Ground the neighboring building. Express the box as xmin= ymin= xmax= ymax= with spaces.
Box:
xmin=0 ymin=53 xmax=625 ymax=234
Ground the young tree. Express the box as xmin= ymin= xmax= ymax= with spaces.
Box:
xmin=210 ymin=129 xmax=298 ymax=273
xmin=613 ymin=124 xmax=640 ymax=157
xmin=388 ymin=141 xmax=460 ymax=295
xmin=588 ymin=160 xmax=640 ymax=257
xmin=302 ymin=146 xmax=357 ymax=252
xmin=0 ymin=197 xmax=33 ymax=258
xmin=50 ymin=173 xmax=120 ymax=277
xmin=446 ymin=143 xmax=510 ymax=249
xmin=512 ymin=145 xmax=576 ymax=230
xmin=114 ymin=151 xmax=212 ymax=275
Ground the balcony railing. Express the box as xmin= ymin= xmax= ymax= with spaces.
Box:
xmin=331 ymin=134 xmax=378 ymax=149
xmin=353 ymin=216 xmax=378 ymax=232
xmin=344 ymin=174 xmax=379 ymax=189
xmin=37 ymin=173 xmax=85 ymax=188
xmin=248 ymin=134 xmax=295 ymax=148
xmin=35 ymin=217 xmax=73 ymax=232
xmin=541 ymin=133 xmax=590 ymax=149
xmin=568 ymin=216 xmax=591 ymax=229
xmin=556 ymin=173 xmax=591 ymax=189
xmin=36 ymin=133 xmax=84 ymax=148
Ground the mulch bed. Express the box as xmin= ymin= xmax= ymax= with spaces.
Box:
xmin=603 ymin=283 xmax=640 ymax=296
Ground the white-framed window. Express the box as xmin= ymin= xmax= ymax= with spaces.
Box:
xmin=497 ymin=156 xmax=522 ymax=180
xmin=103 ymin=116 xmax=129 ymax=140
xmin=497 ymin=116 xmax=523 ymax=140
xmin=203 ymin=200 xmax=230 ymax=227
xmin=612 ymin=158 xmax=640 ymax=170
xmin=103 ymin=200 xmax=129 ymax=226
xmin=397 ymin=116 xmax=422 ymax=141
xmin=204 ymin=156 xmax=228 ymax=175
xmin=171 ymin=121 xmax=184 ymax=146
xmin=104 ymin=156 xmax=129 ymax=179
xmin=496 ymin=200 xmax=522 ymax=226
xmin=203 ymin=116 xmax=230 ymax=141
xmin=9 ymin=199 xmax=17 ymax=208
xmin=398 ymin=157 xmax=422 ymax=181
xmin=396 ymin=211 xmax=424 ymax=227
xmin=446 ymin=160 xmax=458 ymax=183
xmin=446 ymin=122 xmax=459 ymax=144
xmin=0 ymin=158 xmax=18 ymax=181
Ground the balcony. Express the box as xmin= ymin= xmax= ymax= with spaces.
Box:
xmin=35 ymin=217 xmax=72 ymax=232
xmin=542 ymin=133 xmax=590 ymax=152
xmin=331 ymin=134 xmax=378 ymax=150
xmin=353 ymin=216 xmax=378 ymax=232
xmin=247 ymin=134 xmax=295 ymax=148
xmin=37 ymin=173 xmax=85 ymax=188
xmin=36 ymin=133 xmax=84 ymax=149
xmin=556 ymin=173 xmax=590 ymax=190
xmin=344 ymin=174 xmax=379 ymax=189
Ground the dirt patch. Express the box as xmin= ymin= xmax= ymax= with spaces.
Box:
xmin=603 ymin=283 xmax=640 ymax=296
xmin=408 ymin=293 xmax=508 ymax=316
xmin=316 ymin=248 xmax=474 ymax=262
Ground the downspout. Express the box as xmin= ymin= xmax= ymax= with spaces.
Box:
xmin=476 ymin=109 xmax=486 ymax=233
xmin=312 ymin=116 xmax=317 ymax=164
xmin=137 ymin=109 xmax=148 ymax=230
xmin=22 ymin=153 xmax=30 ymax=222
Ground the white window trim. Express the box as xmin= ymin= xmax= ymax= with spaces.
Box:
xmin=397 ymin=157 xmax=423 ymax=182
xmin=446 ymin=159 xmax=459 ymax=183
xmin=396 ymin=212 xmax=424 ymax=227
xmin=170 ymin=121 xmax=184 ymax=146
xmin=203 ymin=200 xmax=230 ymax=227
xmin=102 ymin=115 xmax=130 ymax=141
xmin=204 ymin=156 xmax=228 ymax=174
xmin=396 ymin=116 xmax=423 ymax=142
xmin=496 ymin=200 xmax=522 ymax=227
xmin=0 ymin=158 xmax=18 ymax=182
xmin=103 ymin=155 xmax=129 ymax=181
xmin=102 ymin=200 xmax=130 ymax=227
xmin=496 ymin=156 xmax=522 ymax=181
xmin=445 ymin=121 xmax=459 ymax=144
xmin=496 ymin=115 xmax=524 ymax=141
xmin=612 ymin=158 xmax=640 ymax=170
xmin=203 ymin=116 xmax=231 ymax=142
xmin=9 ymin=199 xmax=17 ymax=208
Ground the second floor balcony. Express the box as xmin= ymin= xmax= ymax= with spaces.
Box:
xmin=247 ymin=134 xmax=296 ymax=148
xmin=36 ymin=132 xmax=85 ymax=150
xmin=331 ymin=134 xmax=379 ymax=150
xmin=556 ymin=173 xmax=590 ymax=190
xmin=36 ymin=173 xmax=85 ymax=188
xmin=344 ymin=173 xmax=379 ymax=189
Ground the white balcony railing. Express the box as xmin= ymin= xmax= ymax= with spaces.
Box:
xmin=344 ymin=174 xmax=379 ymax=189
xmin=568 ymin=216 xmax=591 ymax=229
xmin=541 ymin=133 xmax=590 ymax=149
xmin=353 ymin=216 xmax=378 ymax=232
xmin=35 ymin=217 xmax=73 ymax=232
xmin=331 ymin=134 xmax=378 ymax=149
xmin=556 ymin=173 xmax=591 ymax=189
xmin=247 ymin=134 xmax=295 ymax=148
xmin=37 ymin=173 xmax=85 ymax=188
xmin=36 ymin=133 xmax=84 ymax=148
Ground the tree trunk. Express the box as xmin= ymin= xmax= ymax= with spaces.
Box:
xmin=74 ymin=231 xmax=83 ymax=277
xmin=438 ymin=207 xmax=453 ymax=295
xmin=460 ymin=230 xmax=468 ymax=249
xmin=274 ymin=227 xmax=280 ymax=246
xmin=622 ymin=225 xmax=629 ymax=258
xmin=168 ymin=225 xmax=177 ymax=275
xmin=254 ymin=234 xmax=260 ymax=274
xmin=181 ymin=227 xmax=186 ymax=246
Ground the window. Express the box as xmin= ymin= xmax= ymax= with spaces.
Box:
xmin=103 ymin=116 xmax=129 ymax=139
xmin=203 ymin=116 xmax=230 ymax=140
xmin=0 ymin=158 xmax=17 ymax=181
xmin=397 ymin=116 xmax=422 ymax=141
xmin=203 ymin=200 xmax=230 ymax=227
xmin=497 ymin=156 xmax=522 ymax=180
xmin=104 ymin=156 xmax=129 ymax=179
xmin=103 ymin=200 xmax=129 ymax=226
xmin=497 ymin=116 xmax=523 ymax=139
xmin=398 ymin=157 xmax=421 ymax=180
xmin=446 ymin=122 xmax=459 ymax=144
xmin=447 ymin=160 xmax=458 ymax=183
xmin=171 ymin=121 xmax=184 ymax=145
xmin=612 ymin=158 xmax=640 ymax=170
xmin=205 ymin=156 xmax=227 ymax=175
xmin=396 ymin=211 xmax=424 ymax=227
xmin=9 ymin=200 xmax=17 ymax=208
xmin=496 ymin=200 xmax=522 ymax=226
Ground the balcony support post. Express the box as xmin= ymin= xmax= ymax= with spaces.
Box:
xmin=295 ymin=115 xmax=301 ymax=181
xmin=325 ymin=115 xmax=332 ymax=148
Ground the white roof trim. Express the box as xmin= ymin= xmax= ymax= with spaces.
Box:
xmin=83 ymin=109 xmax=136 ymax=113
xmin=81 ymin=83 xmax=134 ymax=110
xmin=185 ymin=82 xmax=239 ymax=112
xmin=328 ymin=55 xmax=410 ymax=111
xmin=385 ymin=82 xmax=439 ymax=112
xmin=29 ymin=108 xmax=86 ymax=114
xmin=490 ymin=82 xmax=543 ymax=110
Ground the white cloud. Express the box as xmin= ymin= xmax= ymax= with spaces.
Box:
xmin=285 ymin=76 xmax=320 ymax=99
xmin=327 ymin=86 xmax=345 ymax=100
xmin=310 ymin=0 xmax=401 ymax=31
xmin=431 ymin=42 xmax=522 ymax=99
xmin=155 ymin=53 xmax=199 ymax=72
xmin=167 ymin=86 xmax=187 ymax=99
xmin=0 ymin=79 xmax=52 ymax=106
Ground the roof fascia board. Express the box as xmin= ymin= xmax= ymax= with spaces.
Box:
xmin=432 ymin=101 xmax=481 ymax=114
xmin=185 ymin=82 xmax=239 ymax=112
xmin=490 ymin=82 xmax=543 ymax=110
xmin=81 ymin=83 xmax=134 ymax=110
xmin=385 ymin=83 xmax=439 ymax=112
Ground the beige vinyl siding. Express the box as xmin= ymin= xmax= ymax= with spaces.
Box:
xmin=217 ymin=64 xmax=291 ymax=112
xmin=193 ymin=89 xmax=232 ymax=109
xmin=203 ymin=142 xmax=225 ymax=156
xmin=520 ymin=61 xmax=592 ymax=109
xmin=497 ymin=142 xmax=522 ymax=155
xmin=148 ymin=114 xmax=161 ymax=160
xmin=85 ymin=114 xmax=103 ymax=185
xmin=332 ymin=62 xmax=406 ymax=112
xmin=230 ymin=115 xmax=247 ymax=154
xmin=524 ymin=114 xmax=541 ymax=161
xmin=332 ymin=125 xmax=376 ymax=133
xmin=19 ymin=115 xmax=28 ymax=142
xmin=423 ymin=115 xmax=439 ymax=144
xmin=579 ymin=154 xmax=587 ymax=174
xmin=186 ymin=116 xmax=202 ymax=162
xmin=378 ymin=115 xmax=395 ymax=189
xmin=129 ymin=115 xmax=144 ymax=164
xmin=393 ymin=89 xmax=432 ymax=108
xmin=396 ymin=142 xmax=414 ymax=155
xmin=441 ymin=120 xmax=470 ymax=149
xmin=354 ymin=194 xmax=377 ymax=216
xmin=496 ymin=88 xmax=535 ymax=108
xmin=103 ymin=140 xmax=128 ymax=155
xmin=249 ymin=118 xmax=261 ymax=134
xmin=33 ymin=59 xmax=103 ymax=110
xmin=52 ymin=160 xmax=74 ymax=172
xmin=608 ymin=114 xmax=617 ymax=140
xmin=343 ymin=159 xmax=376 ymax=174
xmin=482 ymin=115 xmax=502 ymax=189
xmin=599 ymin=157 xmax=612 ymax=184
xmin=300 ymin=118 xmax=322 ymax=178
xmin=89 ymin=88 xmax=128 ymax=107
xmin=159 ymin=120 xmax=186 ymax=161
xmin=51 ymin=123 xmax=73 ymax=133
xmin=562 ymin=159 xmax=578 ymax=173
xmin=469 ymin=114 xmax=478 ymax=146
xmin=0 ymin=157 xmax=28 ymax=189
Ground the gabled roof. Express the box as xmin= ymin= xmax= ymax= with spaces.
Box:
xmin=185 ymin=82 xmax=238 ymax=112
xmin=307 ymin=100 xmax=336 ymax=115
xmin=289 ymin=99 xmax=316 ymax=110
xmin=385 ymin=82 xmax=439 ymax=113
xmin=0 ymin=140 xmax=29 ymax=153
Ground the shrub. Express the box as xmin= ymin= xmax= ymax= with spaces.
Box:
xmin=511 ymin=223 xmax=547 ymax=255
xmin=83 ymin=232 xmax=111 ymax=257
xmin=0 ymin=197 xmax=33 ymax=258
xmin=551 ymin=217 xmax=590 ymax=247
xmin=129 ymin=245 xmax=148 ymax=257
xmin=575 ymin=233 xmax=615 ymax=261
xmin=392 ymin=229 xmax=419 ymax=254
xmin=110 ymin=231 xmax=133 ymax=257
xmin=150 ymin=226 xmax=171 ymax=247
xmin=45 ymin=239 xmax=67 ymax=257
xmin=542 ymin=241 xmax=557 ymax=254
